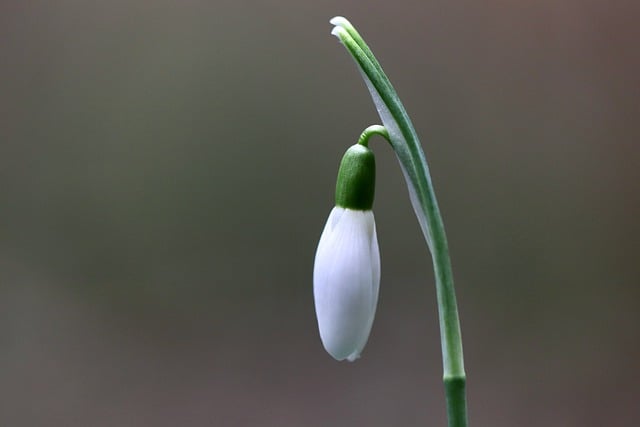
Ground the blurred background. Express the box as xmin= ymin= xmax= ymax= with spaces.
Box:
xmin=1 ymin=1 xmax=639 ymax=425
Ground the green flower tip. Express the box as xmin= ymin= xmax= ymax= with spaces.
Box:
xmin=335 ymin=144 xmax=376 ymax=211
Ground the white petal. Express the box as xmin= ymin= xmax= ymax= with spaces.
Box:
xmin=313 ymin=207 xmax=380 ymax=361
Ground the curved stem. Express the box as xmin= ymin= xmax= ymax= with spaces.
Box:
xmin=330 ymin=17 xmax=468 ymax=427
xmin=357 ymin=125 xmax=390 ymax=147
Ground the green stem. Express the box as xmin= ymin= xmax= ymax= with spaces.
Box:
xmin=330 ymin=17 xmax=468 ymax=427
xmin=357 ymin=125 xmax=390 ymax=147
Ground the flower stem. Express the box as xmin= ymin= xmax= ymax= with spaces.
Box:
xmin=357 ymin=125 xmax=390 ymax=147
xmin=330 ymin=17 xmax=468 ymax=427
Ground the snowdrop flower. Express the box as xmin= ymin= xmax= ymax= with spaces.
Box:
xmin=314 ymin=143 xmax=380 ymax=361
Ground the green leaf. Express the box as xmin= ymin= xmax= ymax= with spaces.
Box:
xmin=329 ymin=16 xmax=469 ymax=427
xmin=330 ymin=16 xmax=436 ymax=248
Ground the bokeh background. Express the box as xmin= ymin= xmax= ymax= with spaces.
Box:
xmin=2 ymin=1 xmax=639 ymax=425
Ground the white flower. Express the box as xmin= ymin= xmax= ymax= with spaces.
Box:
xmin=313 ymin=206 xmax=380 ymax=361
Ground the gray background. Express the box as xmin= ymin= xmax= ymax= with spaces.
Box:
xmin=2 ymin=1 xmax=639 ymax=425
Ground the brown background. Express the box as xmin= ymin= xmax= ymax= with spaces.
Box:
xmin=1 ymin=1 xmax=639 ymax=425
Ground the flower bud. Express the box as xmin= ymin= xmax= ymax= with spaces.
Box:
xmin=313 ymin=144 xmax=380 ymax=361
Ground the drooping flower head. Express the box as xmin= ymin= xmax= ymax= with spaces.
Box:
xmin=313 ymin=143 xmax=380 ymax=361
